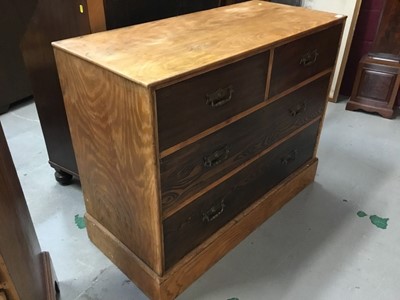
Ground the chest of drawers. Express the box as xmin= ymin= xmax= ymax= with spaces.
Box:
xmin=53 ymin=2 xmax=345 ymax=299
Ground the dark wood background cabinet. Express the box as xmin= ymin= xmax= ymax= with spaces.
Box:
xmin=21 ymin=0 xmax=242 ymax=184
xmin=0 ymin=0 xmax=34 ymax=114
xmin=345 ymin=0 xmax=400 ymax=118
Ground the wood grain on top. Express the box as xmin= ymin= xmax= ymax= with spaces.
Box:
xmin=52 ymin=1 xmax=345 ymax=87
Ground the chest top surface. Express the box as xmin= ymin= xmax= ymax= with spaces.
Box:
xmin=52 ymin=1 xmax=344 ymax=87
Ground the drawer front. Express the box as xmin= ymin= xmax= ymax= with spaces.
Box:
xmin=163 ymin=121 xmax=320 ymax=270
xmin=156 ymin=52 xmax=269 ymax=152
xmin=269 ymin=24 xmax=342 ymax=98
xmin=160 ymin=74 xmax=330 ymax=212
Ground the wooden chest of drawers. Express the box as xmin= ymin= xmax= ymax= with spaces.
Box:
xmin=53 ymin=2 xmax=345 ymax=299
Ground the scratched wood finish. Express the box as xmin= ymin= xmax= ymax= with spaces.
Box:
xmin=163 ymin=122 xmax=319 ymax=269
xmin=156 ymin=51 xmax=268 ymax=151
xmin=52 ymin=1 xmax=344 ymax=87
xmin=53 ymin=49 xmax=164 ymax=274
xmin=269 ymin=24 xmax=343 ymax=98
xmin=160 ymin=75 xmax=329 ymax=214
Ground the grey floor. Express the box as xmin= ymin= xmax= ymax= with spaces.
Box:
xmin=1 ymin=100 xmax=400 ymax=300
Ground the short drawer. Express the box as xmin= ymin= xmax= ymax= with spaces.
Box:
xmin=160 ymin=74 xmax=330 ymax=213
xmin=163 ymin=121 xmax=320 ymax=270
xmin=156 ymin=51 xmax=269 ymax=152
xmin=269 ymin=24 xmax=342 ymax=98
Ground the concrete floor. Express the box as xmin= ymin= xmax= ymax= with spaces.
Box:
xmin=1 ymin=100 xmax=399 ymax=300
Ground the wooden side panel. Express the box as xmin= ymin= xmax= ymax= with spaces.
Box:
xmin=0 ymin=124 xmax=44 ymax=300
xmin=54 ymin=49 xmax=163 ymax=274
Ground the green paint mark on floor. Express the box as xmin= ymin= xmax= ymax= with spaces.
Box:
xmin=369 ymin=215 xmax=389 ymax=229
xmin=75 ymin=214 xmax=86 ymax=229
xmin=357 ymin=211 xmax=368 ymax=218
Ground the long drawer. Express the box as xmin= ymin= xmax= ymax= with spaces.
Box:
xmin=269 ymin=24 xmax=342 ymax=98
xmin=156 ymin=51 xmax=269 ymax=152
xmin=160 ymin=74 xmax=330 ymax=213
xmin=163 ymin=121 xmax=320 ymax=270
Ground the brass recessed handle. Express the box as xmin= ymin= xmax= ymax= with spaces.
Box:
xmin=203 ymin=145 xmax=230 ymax=168
xmin=202 ymin=199 xmax=226 ymax=223
xmin=281 ymin=149 xmax=298 ymax=165
xmin=206 ymin=85 xmax=234 ymax=108
xmin=289 ymin=102 xmax=306 ymax=117
xmin=300 ymin=49 xmax=319 ymax=66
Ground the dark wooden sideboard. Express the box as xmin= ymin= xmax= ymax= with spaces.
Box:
xmin=21 ymin=0 xmax=243 ymax=184
xmin=0 ymin=123 xmax=58 ymax=300
xmin=54 ymin=2 xmax=344 ymax=298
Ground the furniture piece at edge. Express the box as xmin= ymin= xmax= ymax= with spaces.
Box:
xmin=346 ymin=55 xmax=399 ymax=118
xmin=0 ymin=123 xmax=58 ymax=300
xmin=346 ymin=0 xmax=400 ymax=117
xmin=53 ymin=2 xmax=345 ymax=299
xmin=21 ymin=0 xmax=244 ymax=185
xmin=0 ymin=0 xmax=33 ymax=114
xmin=340 ymin=0 xmax=385 ymax=98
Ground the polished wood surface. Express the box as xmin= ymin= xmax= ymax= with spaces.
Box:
xmin=53 ymin=1 xmax=344 ymax=87
xmin=163 ymin=122 xmax=319 ymax=269
xmin=157 ymin=51 xmax=268 ymax=151
xmin=54 ymin=3 xmax=344 ymax=298
xmin=161 ymin=75 xmax=329 ymax=214
xmin=269 ymin=24 xmax=342 ymax=98
xmin=0 ymin=123 xmax=58 ymax=300
xmin=54 ymin=49 xmax=164 ymax=274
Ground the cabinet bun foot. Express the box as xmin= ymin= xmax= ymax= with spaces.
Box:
xmin=54 ymin=170 xmax=73 ymax=185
